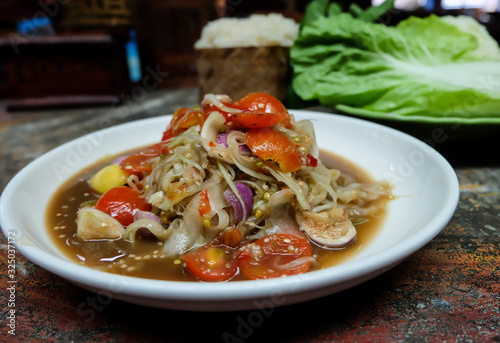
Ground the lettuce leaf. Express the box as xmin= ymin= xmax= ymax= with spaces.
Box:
xmin=290 ymin=1 xmax=500 ymax=121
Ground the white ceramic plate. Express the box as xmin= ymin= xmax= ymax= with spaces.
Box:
xmin=0 ymin=110 xmax=459 ymax=311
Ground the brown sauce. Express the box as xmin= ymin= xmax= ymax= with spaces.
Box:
xmin=46 ymin=149 xmax=388 ymax=281
xmin=312 ymin=150 xmax=385 ymax=269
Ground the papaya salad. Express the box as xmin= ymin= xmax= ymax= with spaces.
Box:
xmin=48 ymin=92 xmax=393 ymax=282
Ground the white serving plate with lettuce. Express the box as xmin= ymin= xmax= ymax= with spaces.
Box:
xmin=0 ymin=110 xmax=459 ymax=311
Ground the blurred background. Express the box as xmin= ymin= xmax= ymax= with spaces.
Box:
xmin=0 ymin=0 xmax=499 ymax=112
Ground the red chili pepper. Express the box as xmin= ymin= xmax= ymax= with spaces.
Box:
xmin=198 ymin=189 xmax=211 ymax=217
xmin=306 ymin=154 xmax=318 ymax=168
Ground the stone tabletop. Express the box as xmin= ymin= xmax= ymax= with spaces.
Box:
xmin=0 ymin=88 xmax=499 ymax=342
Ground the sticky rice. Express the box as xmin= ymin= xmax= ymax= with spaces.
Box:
xmin=194 ymin=14 xmax=299 ymax=49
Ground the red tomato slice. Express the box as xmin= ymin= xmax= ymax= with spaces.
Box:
xmin=119 ymin=143 xmax=164 ymax=176
xmin=182 ymin=246 xmax=239 ymax=282
xmin=162 ymin=107 xmax=202 ymax=141
xmin=182 ymin=228 xmax=242 ymax=282
xmin=95 ymin=186 xmax=152 ymax=226
xmin=238 ymin=233 xmax=313 ymax=280
xmin=161 ymin=127 xmax=174 ymax=142
xmin=246 ymin=128 xmax=303 ymax=172
xmin=231 ymin=92 xmax=290 ymax=129
xmin=237 ymin=92 xmax=287 ymax=116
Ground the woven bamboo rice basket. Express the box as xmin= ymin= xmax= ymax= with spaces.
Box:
xmin=195 ymin=46 xmax=290 ymax=102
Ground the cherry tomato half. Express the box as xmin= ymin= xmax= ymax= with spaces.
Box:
xmin=162 ymin=107 xmax=202 ymax=141
xmin=246 ymin=128 xmax=303 ymax=172
xmin=119 ymin=143 xmax=164 ymax=176
xmin=95 ymin=186 xmax=152 ymax=226
xmin=182 ymin=228 xmax=242 ymax=282
xmin=182 ymin=246 xmax=239 ymax=282
xmin=231 ymin=92 xmax=290 ymax=129
xmin=238 ymin=233 xmax=313 ymax=280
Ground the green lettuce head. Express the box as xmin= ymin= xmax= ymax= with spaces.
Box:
xmin=291 ymin=0 xmax=500 ymax=122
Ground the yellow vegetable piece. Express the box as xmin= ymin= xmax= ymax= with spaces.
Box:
xmin=90 ymin=164 xmax=130 ymax=194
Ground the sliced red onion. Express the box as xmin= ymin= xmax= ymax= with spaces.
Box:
xmin=217 ymin=131 xmax=251 ymax=153
xmin=217 ymin=132 xmax=229 ymax=147
xmin=236 ymin=183 xmax=254 ymax=214
xmin=133 ymin=210 xmax=162 ymax=224
xmin=239 ymin=144 xmax=251 ymax=153
xmin=223 ymin=182 xmax=254 ymax=223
